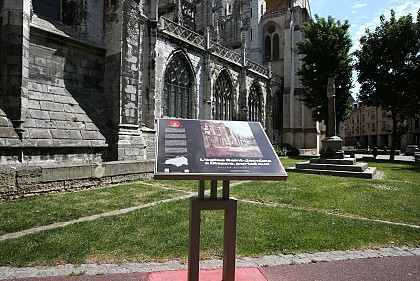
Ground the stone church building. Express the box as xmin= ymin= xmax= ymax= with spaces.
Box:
xmin=0 ymin=0 xmax=320 ymax=166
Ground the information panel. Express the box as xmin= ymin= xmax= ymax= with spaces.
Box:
xmin=154 ymin=119 xmax=287 ymax=180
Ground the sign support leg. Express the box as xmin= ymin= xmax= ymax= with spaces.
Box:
xmin=223 ymin=196 xmax=237 ymax=281
xmin=188 ymin=180 xmax=237 ymax=281
xmin=188 ymin=198 xmax=201 ymax=281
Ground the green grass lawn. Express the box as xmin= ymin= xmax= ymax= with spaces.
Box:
xmin=231 ymin=173 xmax=420 ymax=225
xmin=0 ymin=183 xmax=184 ymax=235
xmin=0 ymin=199 xmax=418 ymax=267
xmin=0 ymin=158 xmax=418 ymax=266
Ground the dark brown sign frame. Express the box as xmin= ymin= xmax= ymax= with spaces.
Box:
xmin=154 ymin=118 xmax=288 ymax=181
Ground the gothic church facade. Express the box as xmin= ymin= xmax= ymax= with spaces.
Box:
xmin=0 ymin=0 xmax=321 ymax=166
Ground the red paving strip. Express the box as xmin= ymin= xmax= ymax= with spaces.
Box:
xmin=259 ymin=256 xmax=420 ymax=281
xmin=149 ymin=267 xmax=266 ymax=281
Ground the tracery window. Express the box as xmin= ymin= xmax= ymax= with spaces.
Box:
xmin=264 ymin=24 xmax=282 ymax=61
xmin=248 ymin=83 xmax=262 ymax=122
xmin=265 ymin=35 xmax=272 ymax=61
xmin=273 ymin=34 xmax=280 ymax=59
xmin=214 ymin=70 xmax=233 ymax=120
xmin=32 ymin=0 xmax=82 ymax=26
xmin=163 ymin=54 xmax=193 ymax=118
xmin=273 ymin=90 xmax=282 ymax=130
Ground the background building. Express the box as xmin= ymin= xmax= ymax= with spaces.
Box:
xmin=344 ymin=100 xmax=419 ymax=150
xmin=0 ymin=0 xmax=321 ymax=166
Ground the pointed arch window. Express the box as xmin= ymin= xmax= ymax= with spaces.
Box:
xmin=265 ymin=24 xmax=282 ymax=61
xmin=163 ymin=54 xmax=193 ymax=118
xmin=273 ymin=33 xmax=280 ymax=59
xmin=265 ymin=35 xmax=272 ymax=61
xmin=273 ymin=90 xmax=282 ymax=130
xmin=248 ymin=83 xmax=262 ymax=122
xmin=214 ymin=70 xmax=233 ymax=120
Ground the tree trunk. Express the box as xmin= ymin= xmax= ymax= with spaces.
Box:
xmin=390 ymin=113 xmax=398 ymax=161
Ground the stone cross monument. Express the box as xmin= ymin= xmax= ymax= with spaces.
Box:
xmin=327 ymin=77 xmax=337 ymax=137
xmin=290 ymin=78 xmax=377 ymax=178
xmin=321 ymin=78 xmax=344 ymax=159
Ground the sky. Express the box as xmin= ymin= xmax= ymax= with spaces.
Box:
xmin=310 ymin=0 xmax=420 ymax=97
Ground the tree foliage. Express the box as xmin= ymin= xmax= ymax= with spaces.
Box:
xmin=297 ymin=15 xmax=353 ymax=127
xmin=354 ymin=9 xmax=420 ymax=160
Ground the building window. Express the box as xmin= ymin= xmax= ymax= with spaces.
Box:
xmin=265 ymin=35 xmax=271 ymax=61
xmin=248 ymin=82 xmax=262 ymax=122
xmin=362 ymin=114 xmax=364 ymax=122
xmin=273 ymin=34 xmax=280 ymax=59
xmin=32 ymin=0 xmax=83 ymax=26
xmin=372 ymin=123 xmax=376 ymax=132
xmin=382 ymin=121 xmax=387 ymax=130
xmin=264 ymin=24 xmax=281 ymax=61
xmin=371 ymin=110 xmax=376 ymax=120
xmin=33 ymin=0 xmax=61 ymax=21
xmin=415 ymin=119 xmax=420 ymax=129
xmin=214 ymin=70 xmax=233 ymax=121
xmin=273 ymin=90 xmax=282 ymax=130
xmin=163 ymin=54 xmax=193 ymax=118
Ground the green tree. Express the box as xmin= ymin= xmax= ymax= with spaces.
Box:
xmin=297 ymin=15 xmax=353 ymax=131
xmin=354 ymin=10 xmax=420 ymax=161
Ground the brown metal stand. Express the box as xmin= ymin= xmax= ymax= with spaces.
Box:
xmin=188 ymin=180 xmax=238 ymax=281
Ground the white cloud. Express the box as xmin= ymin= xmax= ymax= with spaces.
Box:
xmin=352 ymin=1 xmax=368 ymax=9
xmin=352 ymin=0 xmax=420 ymax=50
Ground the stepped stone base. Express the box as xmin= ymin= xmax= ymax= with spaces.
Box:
xmin=287 ymin=157 xmax=377 ymax=179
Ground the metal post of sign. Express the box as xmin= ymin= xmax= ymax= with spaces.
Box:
xmin=210 ymin=180 xmax=218 ymax=199
xmin=223 ymin=180 xmax=230 ymax=199
xmin=188 ymin=180 xmax=238 ymax=281
xmin=199 ymin=180 xmax=205 ymax=200
xmin=188 ymin=197 xmax=201 ymax=281
xmin=223 ymin=195 xmax=237 ymax=281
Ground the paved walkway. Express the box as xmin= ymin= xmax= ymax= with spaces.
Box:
xmin=355 ymin=153 xmax=416 ymax=162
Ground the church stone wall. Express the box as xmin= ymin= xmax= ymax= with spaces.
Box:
xmin=0 ymin=17 xmax=108 ymax=166
xmin=1 ymin=0 xmax=301 ymax=195
xmin=0 ymin=159 xmax=154 ymax=200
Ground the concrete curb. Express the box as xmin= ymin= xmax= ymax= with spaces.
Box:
xmin=1 ymin=247 xmax=419 ymax=280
